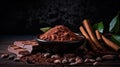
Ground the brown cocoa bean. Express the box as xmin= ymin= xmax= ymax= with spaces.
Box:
xmin=89 ymin=59 xmax=95 ymax=62
xmin=54 ymin=59 xmax=61 ymax=64
xmin=62 ymin=58 xmax=68 ymax=64
xmin=84 ymin=58 xmax=95 ymax=63
xmin=102 ymin=55 xmax=116 ymax=60
xmin=68 ymin=58 xmax=76 ymax=63
xmin=84 ymin=58 xmax=90 ymax=63
xmin=69 ymin=62 xmax=77 ymax=65
xmin=96 ymin=57 xmax=102 ymax=62
xmin=43 ymin=53 xmax=51 ymax=58
xmin=75 ymin=57 xmax=83 ymax=64
xmin=51 ymin=54 xmax=60 ymax=59
xmin=93 ymin=61 xmax=98 ymax=65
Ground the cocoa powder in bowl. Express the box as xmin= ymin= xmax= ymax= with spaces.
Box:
xmin=37 ymin=25 xmax=84 ymax=53
xmin=39 ymin=25 xmax=81 ymax=41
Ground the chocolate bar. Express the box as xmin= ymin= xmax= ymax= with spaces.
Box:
xmin=14 ymin=40 xmax=38 ymax=47
xmin=8 ymin=45 xmax=30 ymax=57
xmin=13 ymin=40 xmax=41 ymax=53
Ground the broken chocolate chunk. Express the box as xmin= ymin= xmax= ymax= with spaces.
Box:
xmin=8 ymin=45 xmax=30 ymax=57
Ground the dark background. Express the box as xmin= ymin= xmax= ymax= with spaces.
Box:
xmin=0 ymin=0 xmax=120 ymax=35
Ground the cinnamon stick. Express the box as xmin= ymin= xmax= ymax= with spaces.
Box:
xmin=95 ymin=30 xmax=102 ymax=40
xmin=82 ymin=19 xmax=103 ymax=49
xmin=101 ymin=35 xmax=120 ymax=51
xmin=79 ymin=26 xmax=97 ymax=50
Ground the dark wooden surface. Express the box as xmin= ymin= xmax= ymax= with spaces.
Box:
xmin=0 ymin=35 xmax=120 ymax=67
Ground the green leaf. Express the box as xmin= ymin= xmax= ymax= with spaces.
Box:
xmin=40 ymin=27 xmax=51 ymax=32
xmin=93 ymin=22 xmax=104 ymax=33
xmin=109 ymin=15 xmax=119 ymax=33
xmin=110 ymin=35 xmax=120 ymax=46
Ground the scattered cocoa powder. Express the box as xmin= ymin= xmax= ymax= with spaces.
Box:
xmin=20 ymin=53 xmax=83 ymax=65
xmin=39 ymin=25 xmax=81 ymax=41
xmin=1 ymin=51 xmax=120 ymax=65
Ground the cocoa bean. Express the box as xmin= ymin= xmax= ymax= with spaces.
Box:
xmin=93 ymin=61 xmax=98 ymax=65
xmin=84 ymin=58 xmax=90 ymax=63
xmin=96 ymin=57 xmax=102 ymax=62
xmin=43 ymin=53 xmax=51 ymax=58
xmin=51 ymin=54 xmax=60 ymax=59
xmin=69 ymin=62 xmax=77 ymax=65
xmin=54 ymin=59 xmax=61 ymax=64
xmin=62 ymin=58 xmax=68 ymax=64
xmin=68 ymin=58 xmax=76 ymax=63
xmin=46 ymin=58 xmax=54 ymax=63
xmin=102 ymin=55 xmax=116 ymax=60
xmin=89 ymin=59 xmax=95 ymax=62
xmin=75 ymin=57 xmax=83 ymax=64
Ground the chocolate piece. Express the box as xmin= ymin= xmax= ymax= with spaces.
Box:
xmin=13 ymin=40 xmax=40 ymax=53
xmin=14 ymin=40 xmax=38 ymax=47
xmin=8 ymin=45 xmax=30 ymax=57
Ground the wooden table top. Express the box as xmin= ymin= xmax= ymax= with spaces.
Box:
xmin=0 ymin=35 xmax=120 ymax=67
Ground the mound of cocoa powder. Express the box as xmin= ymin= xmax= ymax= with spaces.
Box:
xmin=39 ymin=25 xmax=81 ymax=41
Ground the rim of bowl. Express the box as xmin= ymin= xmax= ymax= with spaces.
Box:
xmin=36 ymin=33 xmax=84 ymax=43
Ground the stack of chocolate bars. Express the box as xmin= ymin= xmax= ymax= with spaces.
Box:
xmin=8 ymin=40 xmax=42 ymax=57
